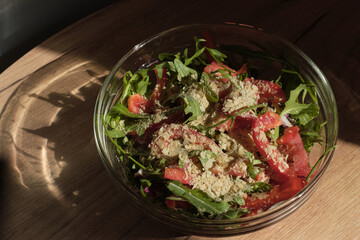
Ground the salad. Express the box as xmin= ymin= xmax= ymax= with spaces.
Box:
xmin=103 ymin=36 xmax=327 ymax=219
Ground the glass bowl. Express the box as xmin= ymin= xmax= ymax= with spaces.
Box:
xmin=93 ymin=23 xmax=338 ymax=236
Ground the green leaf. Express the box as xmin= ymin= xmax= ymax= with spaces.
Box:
xmin=119 ymin=72 xmax=140 ymax=104
xmin=245 ymin=151 xmax=262 ymax=179
xmin=281 ymin=84 xmax=319 ymax=125
xmin=182 ymin=95 xmax=202 ymax=122
xmin=136 ymin=69 xmax=150 ymax=95
xmin=159 ymin=53 xmax=175 ymax=61
xmin=244 ymin=182 xmax=272 ymax=193
xmin=197 ymin=150 xmax=217 ymax=170
xmin=306 ymin=145 xmax=337 ymax=181
xmin=140 ymin=179 xmax=152 ymax=198
xmin=215 ymin=69 xmax=240 ymax=89
xmin=281 ymin=69 xmax=317 ymax=103
xmin=111 ymin=103 xmax=148 ymax=119
xmin=184 ymin=48 xmax=205 ymax=65
xmin=200 ymin=72 xmax=219 ymax=103
xmin=301 ymin=121 xmax=325 ymax=152
xmin=234 ymin=195 xmax=245 ymax=206
xmin=154 ymin=62 xmax=167 ymax=79
xmin=173 ymin=58 xmax=198 ymax=81
xmin=268 ymin=126 xmax=280 ymax=146
xmin=101 ymin=115 xmax=147 ymax=171
xmin=205 ymin=47 xmax=227 ymax=62
xmin=106 ymin=120 xmax=129 ymax=138
xmin=214 ymin=208 xmax=250 ymax=220
xmin=166 ymin=180 xmax=230 ymax=215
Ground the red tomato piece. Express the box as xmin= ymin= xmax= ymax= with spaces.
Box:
xmin=165 ymin=198 xmax=192 ymax=209
xmin=215 ymin=114 xmax=256 ymax=133
xmin=245 ymin=78 xmax=286 ymax=104
xmin=279 ymin=175 xmax=304 ymax=198
xmin=164 ymin=167 xmax=191 ymax=185
xmin=236 ymin=63 xmax=248 ymax=74
xmin=277 ymin=126 xmax=311 ymax=177
xmin=252 ymin=111 xmax=291 ymax=178
xmin=128 ymin=93 xmax=148 ymax=114
xmin=244 ymin=176 xmax=304 ymax=210
xmin=204 ymin=61 xmax=236 ymax=83
xmin=244 ymin=185 xmax=281 ymax=210
xmin=145 ymin=68 xmax=167 ymax=113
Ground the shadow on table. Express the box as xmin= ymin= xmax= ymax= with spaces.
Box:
xmin=0 ymin=68 xmax=185 ymax=239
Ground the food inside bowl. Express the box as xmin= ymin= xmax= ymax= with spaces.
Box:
xmin=103 ymin=36 xmax=326 ymax=219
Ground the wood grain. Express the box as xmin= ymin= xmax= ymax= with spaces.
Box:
xmin=0 ymin=0 xmax=359 ymax=239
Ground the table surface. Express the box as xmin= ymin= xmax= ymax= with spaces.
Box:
xmin=1 ymin=0 xmax=359 ymax=239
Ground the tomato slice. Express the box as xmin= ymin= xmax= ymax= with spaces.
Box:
xmin=204 ymin=61 xmax=234 ymax=83
xmin=204 ymin=61 xmax=247 ymax=84
xmin=244 ymin=176 xmax=304 ymax=210
xmin=164 ymin=167 xmax=191 ymax=185
xmin=215 ymin=113 xmax=256 ymax=133
xmin=252 ymin=111 xmax=291 ymax=177
xmin=165 ymin=198 xmax=192 ymax=209
xmin=277 ymin=126 xmax=311 ymax=177
xmin=145 ymin=68 xmax=167 ymax=113
xmin=245 ymin=78 xmax=286 ymax=104
xmin=128 ymin=93 xmax=148 ymax=114
xmin=244 ymin=185 xmax=281 ymax=210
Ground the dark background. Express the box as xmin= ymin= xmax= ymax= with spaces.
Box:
xmin=0 ymin=0 xmax=118 ymax=73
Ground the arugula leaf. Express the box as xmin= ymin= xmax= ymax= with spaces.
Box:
xmin=136 ymin=69 xmax=150 ymax=95
xmin=111 ymin=103 xmax=148 ymax=119
xmin=233 ymin=195 xmax=245 ymax=206
xmin=184 ymin=48 xmax=205 ymax=65
xmin=268 ymin=126 xmax=280 ymax=146
xmin=281 ymin=84 xmax=319 ymax=126
xmin=154 ymin=62 xmax=167 ymax=79
xmin=166 ymin=180 xmax=230 ymax=215
xmin=245 ymin=151 xmax=262 ymax=179
xmin=214 ymin=208 xmax=250 ymax=220
xmin=106 ymin=116 xmax=151 ymax=138
xmin=200 ymin=72 xmax=219 ymax=103
xmin=301 ymin=121 xmax=325 ymax=152
xmin=140 ymin=179 xmax=151 ymax=198
xmin=215 ymin=69 xmax=240 ymax=89
xmin=174 ymin=58 xmax=198 ymax=81
xmin=205 ymin=47 xmax=227 ymax=62
xmin=159 ymin=53 xmax=176 ymax=61
xmin=281 ymin=69 xmax=317 ymax=103
xmin=106 ymin=119 xmax=129 ymax=138
xmin=119 ymin=71 xmax=140 ymax=104
xmin=181 ymin=95 xmax=202 ymax=122
xmin=245 ymin=182 xmax=272 ymax=193
xmin=197 ymin=150 xmax=217 ymax=170
xmin=101 ymin=115 xmax=147 ymax=171
xmin=306 ymin=145 xmax=338 ymax=181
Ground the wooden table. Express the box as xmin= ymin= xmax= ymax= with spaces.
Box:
xmin=1 ymin=0 xmax=359 ymax=239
